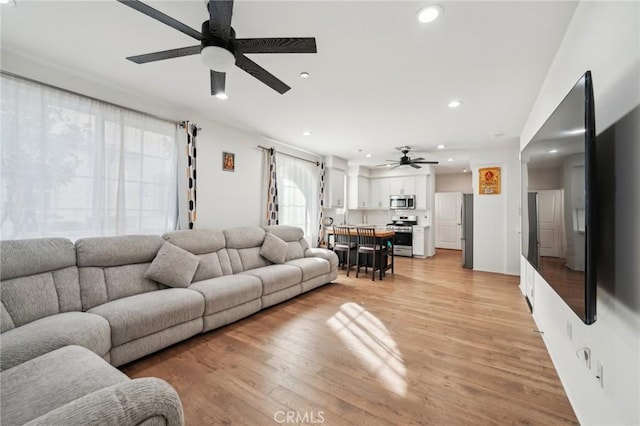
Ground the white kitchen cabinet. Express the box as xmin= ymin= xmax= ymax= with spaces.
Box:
xmin=412 ymin=226 xmax=426 ymax=257
xmin=327 ymin=168 xmax=346 ymax=208
xmin=388 ymin=176 xmax=416 ymax=196
xmin=415 ymin=175 xmax=428 ymax=210
xmin=348 ymin=175 xmax=370 ymax=209
xmin=369 ymin=178 xmax=390 ymax=209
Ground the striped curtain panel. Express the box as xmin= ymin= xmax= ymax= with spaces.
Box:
xmin=265 ymin=148 xmax=279 ymax=225
xmin=185 ymin=122 xmax=197 ymax=229
xmin=317 ymin=162 xmax=326 ymax=246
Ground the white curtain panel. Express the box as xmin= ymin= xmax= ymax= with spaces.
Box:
xmin=276 ymin=153 xmax=319 ymax=247
xmin=0 ymin=74 xmax=178 ymax=240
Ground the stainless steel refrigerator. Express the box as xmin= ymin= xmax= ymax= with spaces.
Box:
xmin=461 ymin=194 xmax=473 ymax=269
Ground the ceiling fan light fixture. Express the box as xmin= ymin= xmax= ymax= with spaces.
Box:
xmin=201 ymin=46 xmax=235 ymax=73
xmin=417 ymin=4 xmax=443 ymax=23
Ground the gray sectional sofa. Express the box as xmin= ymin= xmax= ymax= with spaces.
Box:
xmin=0 ymin=225 xmax=338 ymax=425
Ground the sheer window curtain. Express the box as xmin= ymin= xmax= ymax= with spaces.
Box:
xmin=0 ymin=74 xmax=178 ymax=240
xmin=276 ymin=153 xmax=319 ymax=246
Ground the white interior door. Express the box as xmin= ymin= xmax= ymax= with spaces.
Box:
xmin=435 ymin=192 xmax=462 ymax=250
xmin=537 ymin=190 xmax=563 ymax=257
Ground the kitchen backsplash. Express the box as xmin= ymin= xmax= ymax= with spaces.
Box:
xmin=324 ymin=208 xmax=431 ymax=226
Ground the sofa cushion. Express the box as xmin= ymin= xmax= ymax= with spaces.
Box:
xmin=189 ymin=275 xmax=262 ymax=315
xmin=0 ymin=345 xmax=128 ymax=426
xmin=88 ymin=289 xmax=204 ymax=347
xmin=76 ymin=235 xmax=163 ymax=267
xmin=286 ymin=257 xmax=331 ymax=281
xmin=241 ymin=264 xmax=302 ymax=295
xmin=163 ymin=229 xmax=226 ymax=254
xmin=260 ymin=232 xmax=288 ymax=264
xmin=0 ymin=312 xmax=111 ymax=371
xmin=305 ymin=247 xmax=340 ymax=270
xmin=145 ymin=242 xmax=199 ymax=288
xmin=1 ymin=238 xmax=76 ymax=280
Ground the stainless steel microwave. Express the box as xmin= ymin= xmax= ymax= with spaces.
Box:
xmin=390 ymin=195 xmax=415 ymax=210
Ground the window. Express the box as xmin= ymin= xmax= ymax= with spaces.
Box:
xmin=276 ymin=154 xmax=319 ymax=246
xmin=0 ymin=74 xmax=178 ymax=240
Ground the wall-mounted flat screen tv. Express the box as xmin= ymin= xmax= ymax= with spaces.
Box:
xmin=521 ymin=71 xmax=596 ymax=324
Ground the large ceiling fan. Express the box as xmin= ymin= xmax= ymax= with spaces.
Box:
xmin=377 ymin=146 xmax=439 ymax=169
xmin=117 ymin=0 xmax=317 ymax=96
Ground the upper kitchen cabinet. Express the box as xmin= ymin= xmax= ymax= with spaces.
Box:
xmin=327 ymin=168 xmax=346 ymax=208
xmin=370 ymin=178 xmax=390 ymax=209
xmin=388 ymin=176 xmax=416 ymax=196
xmin=347 ymin=165 xmax=371 ymax=210
xmin=415 ymin=175 xmax=428 ymax=210
xmin=324 ymin=156 xmax=348 ymax=209
xmin=348 ymin=175 xmax=370 ymax=209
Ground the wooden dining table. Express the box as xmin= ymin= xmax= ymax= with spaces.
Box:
xmin=326 ymin=227 xmax=395 ymax=279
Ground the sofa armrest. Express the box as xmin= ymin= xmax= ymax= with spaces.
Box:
xmin=25 ymin=378 xmax=184 ymax=426
xmin=304 ymin=248 xmax=339 ymax=270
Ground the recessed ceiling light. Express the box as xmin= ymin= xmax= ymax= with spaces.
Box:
xmin=303 ymin=131 xmax=312 ymax=136
xmin=463 ymin=168 xmax=467 ymax=172
xmin=366 ymin=154 xmax=372 ymax=158
xmin=437 ymin=144 xmax=445 ymax=149
xmin=448 ymin=100 xmax=462 ymax=108
xmin=215 ymin=93 xmax=228 ymax=100
xmin=386 ymin=164 xmax=392 ymax=168
xmin=300 ymin=72 xmax=310 ymax=79
xmin=0 ymin=0 xmax=16 ymax=5
xmin=549 ymin=149 xmax=558 ymax=154
xmin=447 ymin=158 xmax=454 ymax=162
xmin=417 ymin=4 xmax=443 ymax=23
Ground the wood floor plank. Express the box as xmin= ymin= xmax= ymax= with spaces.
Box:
xmin=122 ymin=249 xmax=577 ymax=425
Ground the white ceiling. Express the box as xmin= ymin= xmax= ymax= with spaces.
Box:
xmin=1 ymin=0 xmax=578 ymax=173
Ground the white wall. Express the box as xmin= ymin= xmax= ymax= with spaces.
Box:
xmin=1 ymin=50 xmax=319 ymax=230
xmin=435 ymin=173 xmax=473 ymax=193
xmin=528 ymin=166 xmax=563 ymax=190
xmin=469 ymin=145 xmax=521 ymax=275
xmin=520 ymin=2 xmax=640 ymax=424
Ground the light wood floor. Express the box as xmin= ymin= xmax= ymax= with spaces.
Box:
xmin=122 ymin=249 xmax=577 ymax=425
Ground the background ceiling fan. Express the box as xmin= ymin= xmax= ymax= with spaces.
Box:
xmin=118 ymin=0 xmax=317 ymax=97
xmin=377 ymin=146 xmax=439 ymax=169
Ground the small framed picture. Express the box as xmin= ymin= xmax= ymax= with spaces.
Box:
xmin=223 ymin=152 xmax=235 ymax=172
xmin=479 ymin=167 xmax=501 ymax=195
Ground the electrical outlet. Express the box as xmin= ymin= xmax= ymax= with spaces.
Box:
xmin=566 ymin=321 xmax=573 ymax=340
xmin=595 ymin=361 xmax=603 ymax=388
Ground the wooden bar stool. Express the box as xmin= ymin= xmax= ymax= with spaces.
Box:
xmin=333 ymin=226 xmax=356 ymax=276
xmin=355 ymin=227 xmax=388 ymax=281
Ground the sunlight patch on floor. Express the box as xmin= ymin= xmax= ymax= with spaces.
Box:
xmin=326 ymin=302 xmax=407 ymax=397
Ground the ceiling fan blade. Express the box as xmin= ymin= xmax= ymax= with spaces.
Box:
xmin=234 ymin=38 xmax=317 ymax=54
xmin=413 ymin=161 xmax=440 ymax=164
xmin=126 ymin=45 xmax=201 ymax=64
xmin=210 ymin=70 xmax=226 ymax=96
xmin=389 ymin=164 xmax=401 ymax=170
xmin=117 ymin=0 xmax=202 ymax=40
xmin=235 ymin=54 xmax=290 ymax=94
xmin=208 ymin=0 xmax=234 ymax=41
xmin=375 ymin=162 xmax=398 ymax=167
xmin=410 ymin=163 xmax=422 ymax=169
xmin=411 ymin=157 xmax=425 ymax=161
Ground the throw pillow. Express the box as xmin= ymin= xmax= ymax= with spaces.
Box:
xmin=145 ymin=241 xmax=200 ymax=288
xmin=260 ymin=232 xmax=288 ymax=264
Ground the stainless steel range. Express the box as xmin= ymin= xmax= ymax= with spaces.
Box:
xmin=387 ymin=215 xmax=417 ymax=257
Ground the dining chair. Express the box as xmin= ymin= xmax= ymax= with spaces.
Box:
xmin=333 ymin=226 xmax=356 ymax=276
xmin=355 ymin=227 xmax=388 ymax=281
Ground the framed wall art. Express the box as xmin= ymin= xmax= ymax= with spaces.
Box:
xmin=479 ymin=167 xmax=501 ymax=195
xmin=223 ymin=152 xmax=235 ymax=172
